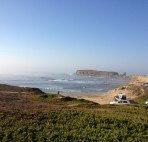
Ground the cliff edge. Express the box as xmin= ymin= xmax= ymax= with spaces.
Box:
xmin=0 ymin=84 xmax=45 ymax=95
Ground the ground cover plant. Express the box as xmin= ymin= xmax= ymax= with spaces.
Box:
xmin=0 ymin=86 xmax=148 ymax=142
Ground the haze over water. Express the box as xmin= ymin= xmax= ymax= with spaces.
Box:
xmin=0 ymin=74 xmax=129 ymax=94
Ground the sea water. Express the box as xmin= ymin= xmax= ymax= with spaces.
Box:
xmin=0 ymin=74 xmax=129 ymax=94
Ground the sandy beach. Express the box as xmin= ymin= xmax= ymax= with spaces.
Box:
xmin=62 ymin=76 xmax=148 ymax=104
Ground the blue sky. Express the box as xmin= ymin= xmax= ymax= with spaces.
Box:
xmin=0 ymin=0 xmax=148 ymax=75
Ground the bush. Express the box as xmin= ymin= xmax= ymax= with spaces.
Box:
xmin=1 ymin=107 xmax=148 ymax=142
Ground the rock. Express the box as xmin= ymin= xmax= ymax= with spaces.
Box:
xmin=0 ymin=84 xmax=45 ymax=95
xmin=76 ymin=70 xmax=119 ymax=77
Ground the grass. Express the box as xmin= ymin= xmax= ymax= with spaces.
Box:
xmin=0 ymin=90 xmax=148 ymax=141
xmin=132 ymin=88 xmax=148 ymax=104
xmin=0 ymin=105 xmax=148 ymax=142
xmin=25 ymin=94 xmax=99 ymax=108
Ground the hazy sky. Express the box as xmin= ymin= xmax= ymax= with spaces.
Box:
xmin=0 ymin=0 xmax=148 ymax=75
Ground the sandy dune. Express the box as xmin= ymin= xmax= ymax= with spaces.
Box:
xmin=72 ymin=76 xmax=148 ymax=104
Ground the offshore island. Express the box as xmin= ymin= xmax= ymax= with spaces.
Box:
xmin=76 ymin=70 xmax=126 ymax=77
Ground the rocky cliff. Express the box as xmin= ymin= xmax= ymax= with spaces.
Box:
xmin=76 ymin=70 xmax=119 ymax=77
xmin=0 ymin=84 xmax=45 ymax=95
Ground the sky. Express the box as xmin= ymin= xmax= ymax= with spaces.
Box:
xmin=0 ymin=0 xmax=148 ymax=75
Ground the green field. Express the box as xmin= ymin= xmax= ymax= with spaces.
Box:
xmin=0 ymin=92 xmax=148 ymax=142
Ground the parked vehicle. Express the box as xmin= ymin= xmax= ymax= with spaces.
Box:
xmin=141 ymin=83 xmax=148 ymax=87
xmin=110 ymin=93 xmax=130 ymax=105
xmin=110 ymin=100 xmax=130 ymax=105
xmin=145 ymin=101 xmax=148 ymax=105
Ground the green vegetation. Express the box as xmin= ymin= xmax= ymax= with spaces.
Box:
xmin=133 ymin=94 xmax=148 ymax=104
xmin=133 ymin=89 xmax=148 ymax=104
xmin=27 ymin=94 xmax=99 ymax=108
xmin=0 ymin=106 xmax=148 ymax=142
xmin=0 ymin=93 xmax=148 ymax=141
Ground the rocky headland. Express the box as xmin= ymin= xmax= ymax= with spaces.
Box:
xmin=0 ymin=84 xmax=45 ymax=95
xmin=76 ymin=70 xmax=124 ymax=77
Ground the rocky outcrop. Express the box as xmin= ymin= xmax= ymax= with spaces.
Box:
xmin=76 ymin=70 xmax=119 ymax=77
xmin=0 ymin=84 xmax=45 ymax=95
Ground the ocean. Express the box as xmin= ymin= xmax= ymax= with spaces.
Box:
xmin=0 ymin=74 xmax=129 ymax=94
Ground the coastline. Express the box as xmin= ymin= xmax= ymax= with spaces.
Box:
xmin=62 ymin=76 xmax=148 ymax=104
xmin=0 ymin=75 xmax=147 ymax=105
